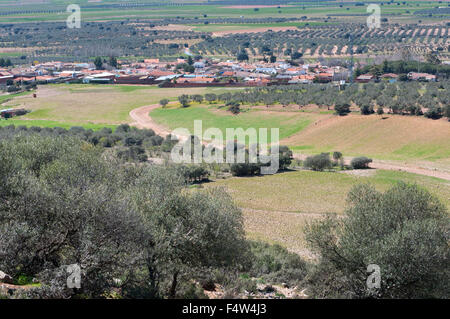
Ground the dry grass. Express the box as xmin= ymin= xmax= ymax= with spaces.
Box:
xmin=243 ymin=208 xmax=321 ymax=260
xmin=210 ymin=169 xmax=450 ymax=213
xmin=207 ymin=169 xmax=450 ymax=257
xmin=4 ymin=84 xmax=233 ymax=125
xmin=283 ymin=113 xmax=450 ymax=165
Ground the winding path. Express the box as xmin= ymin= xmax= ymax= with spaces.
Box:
xmin=129 ymin=103 xmax=172 ymax=137
xmin=129 ymin=104 xmax=450 ymax=181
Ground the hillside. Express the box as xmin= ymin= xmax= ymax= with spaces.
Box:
xmin=283 ymin=113 xmax=450 ymax=167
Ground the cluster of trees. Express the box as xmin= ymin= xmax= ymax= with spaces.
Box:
xmin=228 ymin=144 xmax=293 ymax=177
xmin=5 ymin=18 xmax=448 ymax=65
xmin=0 ymin=130 xmax=448 ymax=299
xmin=93 ymin=56 xmax=118 ymax=70
xmin=357 ymin=60 xmax=450 ymax=80
xmin=190 ymin=23 xmax=448 ymax=60
xmin=303 ymin=152 xmax=373 ymax=171
xmin=0 ymin=58 xmax=12 ymax=67
xmin=303 ymin=152 xmax=345 ymax=171
xmin=305 ymin=183 xmax=449 ymax=298
xmin=0 ymin=21 xmax=210 ymax=64
xmin=0 ymin=133 xmax=249 ymax=298
xmin=173 ymin=137 xmax=293 ymax=177
xmin=0 ymin=124 xmax=175 ymax=164
xmin=180 ymin=81 xmax=450 ymax=120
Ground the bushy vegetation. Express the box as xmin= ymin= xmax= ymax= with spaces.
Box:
xmin=0 ymin=130 xmax=447 ymax=299
xmin=228 ymin=144 xmax=293 ymax=177
xmin=0 ymin=133 xmax=250 ymax=298
xmin=0 ymin=124 xmax=172 ymax=162
xmin=303 ymin=153 xmax=333 ymax=171
xmin=351 ymin=156 xmax=373 ymax=169
xmin=304 ymin=183 xmax=449 ymax=299
xmin=248 ymin=241 xmax=307 ymax=288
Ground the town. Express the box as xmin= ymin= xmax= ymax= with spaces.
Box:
xmin=0 ymin=56 xmax=440 ymax=90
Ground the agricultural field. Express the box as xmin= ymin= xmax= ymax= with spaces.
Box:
xmin=4 ymin=20 xmax=449 ymax=64
xmin=4 ymin=83 xmax=448 ymax=165
xmin=147 ymin=80 xmax=450 ymax=164
xmin=1 ymin=1 xmax=448 ymax=64
xmin=0 ymin=84 xmax=241 ymax=127
xmin=206 ymin=169 xmax=450 ymax=257
xmin=285 ymin=113 xmax=450 ymax=164
xmin=3 ymin=81 xmax=448 ymax=262
xmin=0 ymin=1 xmax=446 ymax=24
xmin=150 ymin=103 xmax=314 ymax=141
xmin=1 ymin=0 xmax=449 ymax=301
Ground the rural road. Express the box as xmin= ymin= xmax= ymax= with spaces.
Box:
xmin=129 ymin=104 xmax=450 ymax=181
xmin=293 ymin=154 xmax=450 ymax=181
xmin=129 ymin=103 xmax=172 ymax=137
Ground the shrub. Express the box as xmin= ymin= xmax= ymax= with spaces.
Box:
xmin=278 ymin=145 xmax=293 ymax=170
xmin=424 ymin=107 xmax=443 ymax=120
xmin=160 ymin=99 xmax=169 ymax=107
xmin=376 ymin=106 xmax=384 ymax=115
xmin=249 ymin=241 xmax=307 ymax=287
xmin=227 ymin=101 xmax=241 ymax=115
xmin=334 ymin=102 xmax=351 ymax=116
xmin=304 ymin=153 xmax=332 ymax=171
xmin=360 ymin=104 xmax=374 ymax=115
xmin=304 ymin=183 xmax=450 ymax=298
xmin=178 ymin=94 xmax=190 ymax=108
xmin=230 ymin=162 xmax=261 ymax=176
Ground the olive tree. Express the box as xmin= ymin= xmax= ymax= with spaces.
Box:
xmin=304 ymin=183 xmax=449 ymax=299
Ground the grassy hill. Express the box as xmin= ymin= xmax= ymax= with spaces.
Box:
xmin=150 ymin=104 xmax=314 ymax=142
xmin=284 ymin=113 xmax=450 ymax=165
xmin=1 ymin=84 xmax=240 ymax=128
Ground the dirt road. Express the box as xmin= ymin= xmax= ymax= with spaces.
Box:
xmin=293 ymin=154 xmax=450 ymax=181
xmin=129 ymin=103 xmax=172 ymax=137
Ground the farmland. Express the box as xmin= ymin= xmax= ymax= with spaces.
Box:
xmin=1 ymin=1 xmax=448 ymax=65
xmin=6 ymin=84 xmax=447 ymax=260
xmin=0 ymin=1 xmax=445 ymax=24
xmin=0 ymin=0 xmax=449 ymax=301
xmin=285 ymin=112 xmax=450 ymax=164
xmin=3 ymin=83 xmax=449 ymax=166
xmin=150 ymin=103 xmax=313 ymax=141
xmin=206 ymin=169 xmax=450 ymax=257
xmin=0 ymin=84 xmax=241 ymax=126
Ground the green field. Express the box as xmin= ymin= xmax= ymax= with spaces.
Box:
xmin=0 ymin=91 xmax=32 ymax=104
xmin=210 ymin=169 xmax=450 ymax=214
xmin=149 ymin=101 xmax=450 ymax=165
xmin=1 ymin=84 xmax=242 ymax=127
xmin=151 ymin=104 xmax=314 ymax=142
xmin=0 ymin=1 xmax=443 ymax=24
xmin=0 ymin=118 xmax=117 ymax=130
xmin=284 ymin=113 xmax=450 ymax=165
